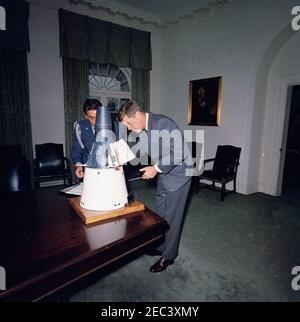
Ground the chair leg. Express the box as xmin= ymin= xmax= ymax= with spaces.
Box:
xmin=221 ymin=183 xmax=225 ymax=201
xmin=233 ymin=179 xmax=237 ymax=194
xmin=196 ymin=177 xmax=200 ymax=193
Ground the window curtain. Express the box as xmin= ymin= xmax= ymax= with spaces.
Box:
xmin=0 ymin=46 xmax=33 ymax=167
xmin=130 ymin=28 xmax=151 ymax=112
xmin=59 ymin=9 xmax=152 ymax=70
xmin=62 ymin=57 xmax=89 ymax=163
xmin=132 ymin=69 xmax=150 ymax=112
xmin=59 ymin=9 xmax=152 ymax=155
xmin=0 ymin=0 xmax=32 ymax=176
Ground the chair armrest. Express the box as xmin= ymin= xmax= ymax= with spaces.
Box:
xmin=204 ymin=158 xmax=215 ymax=164
xmin=33 ymin=159 xmax=39 ymax=175
xmin=203 ymin=158 xmax=215 ymax=170
xmin=227 ymin=161 xmax=240 ymax=173
xmin=230 ymin=161 xmax=240 ymax=168
xmin=64 ymin=157 xmax=71 ymax=169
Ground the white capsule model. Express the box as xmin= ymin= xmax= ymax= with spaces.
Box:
xmin=80 ymin=166 xmax=128 ymax=211
xmin=79 ymin=105 xmax=128 ymax=211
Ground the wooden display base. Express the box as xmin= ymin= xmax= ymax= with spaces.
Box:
xmin=68 ymin=197 xmax=145 ymax=225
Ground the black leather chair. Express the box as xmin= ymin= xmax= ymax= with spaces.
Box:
xmin=0 ymin=145 xmax=31 ymax=192
xmin=34 ymin=143 xmax=71 ymax=188
xmin=196 ymin=145 xmax=241 ymax=201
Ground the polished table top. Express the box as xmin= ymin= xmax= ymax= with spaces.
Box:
xmin=0 ymin=190 xmax=167 ymax=301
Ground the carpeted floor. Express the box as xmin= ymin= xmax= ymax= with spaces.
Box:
xmin=68 ymin=181 xmax=300 ymax=302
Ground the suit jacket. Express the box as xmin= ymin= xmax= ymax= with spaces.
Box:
xmin=147 ymin=112 xmax=191 ymax=192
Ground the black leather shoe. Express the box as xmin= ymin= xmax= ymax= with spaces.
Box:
xmin=146 ymin=249 xmax=162 ymax=256
xmin=149 ymin=257 xmax=174 ymax=273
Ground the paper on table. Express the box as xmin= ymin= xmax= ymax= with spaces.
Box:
xmin=59 ymin=183 xmax=82 ymax=196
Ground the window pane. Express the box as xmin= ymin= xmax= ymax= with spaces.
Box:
xmin=89 ymin=63 xmax=130 ymax=93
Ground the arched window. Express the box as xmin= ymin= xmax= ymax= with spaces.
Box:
xmin=89 ymin=63 xmax=131 ymax=113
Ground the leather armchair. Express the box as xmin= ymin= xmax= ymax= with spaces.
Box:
xmin=33 ymin=143 xmax=71 ymax=188
xmin=196 ymin=145 xmax=241 ymax=201
xmin=0 ymin=145 xmax=31 ymax=192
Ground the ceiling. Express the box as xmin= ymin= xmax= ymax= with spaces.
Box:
xmin=70 ymin=0 xmax=225 ymax=26
xmin=115 ymin=0 xmax=205 ymax=18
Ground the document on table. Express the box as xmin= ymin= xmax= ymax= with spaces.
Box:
xmin=59 ymin=183 xmax=82 ymax=196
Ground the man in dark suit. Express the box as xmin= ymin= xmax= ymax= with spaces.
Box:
xmin=118 ymin=100 xmax=191 ymax=273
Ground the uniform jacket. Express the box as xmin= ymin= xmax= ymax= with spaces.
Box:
xmin=71 ymin=119 xmax=94 ymax=165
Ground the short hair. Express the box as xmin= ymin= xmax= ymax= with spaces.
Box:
xmin=117 ymin=100 xmax=144 ymax=122
xmin=83 ymin=99 xmax=102 ymax=114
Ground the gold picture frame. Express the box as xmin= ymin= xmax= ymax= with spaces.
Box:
xmin=188 ymin=76 xmax=222 ymax=126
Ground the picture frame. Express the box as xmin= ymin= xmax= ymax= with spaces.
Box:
xmin=187 ymin=76 xmax=222 ymax=126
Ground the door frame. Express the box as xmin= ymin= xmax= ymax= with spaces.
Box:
xmin=276 ymin=77 xmax=300 ymax=195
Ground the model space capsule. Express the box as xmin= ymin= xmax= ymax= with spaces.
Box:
xmin=80 ymin=106 xmax=128 ymax=211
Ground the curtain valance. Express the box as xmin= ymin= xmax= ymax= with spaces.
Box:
xmin=59 ymin=9 xmax=152 ymax=70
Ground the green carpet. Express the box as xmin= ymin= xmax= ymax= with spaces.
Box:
xmin=68 ymin=181 xmax=300 ymax=302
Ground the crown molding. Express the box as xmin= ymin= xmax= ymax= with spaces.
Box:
xmin=69 ymin=0 xmax=163 ymax=27
xmin=68 ymin=0 xmax=249 ymax=28
xmin=163 ymin=0 xmax=224 ymax=21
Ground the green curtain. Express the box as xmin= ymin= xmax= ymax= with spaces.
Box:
xmin=0 ymin=0 xmax=30 ymax=51
xmin=59 ymin=9 xmax=152 ymax=70
xmin=132 ymin=69 xmax=150 ymax=112
xmin=62 ymin=57 xmax=89 ymax=162
xmin=130 ymin=29 xmax=152 ymax=70
xmin=0 ymin=46 xmax=33 ymax=163
xmin=88 ymin=16 xmax=109 ymax=64
xmin=106 ymin=23 xmax=131 ymax=67
xmin=59 ymin=9 xmax=89 ymax=61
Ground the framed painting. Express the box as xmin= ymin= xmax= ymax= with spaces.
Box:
xmin=187 ymin=76 xmax=222 ymax=126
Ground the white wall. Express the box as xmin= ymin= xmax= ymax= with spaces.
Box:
xmin=28 ymin=2 xmax=65 ymax=152
xmin=28 ymin=0 xmax=162 ymax=155
xmin=159 ymin=0 xmax=300 ymax=194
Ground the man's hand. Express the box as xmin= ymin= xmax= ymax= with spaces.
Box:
xmin=75 ymin=165 xmax=84 ymax=178
xmin=139 ymin=166 xmax=158 ymax=180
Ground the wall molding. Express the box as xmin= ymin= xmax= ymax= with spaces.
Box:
xmin=69 ymin=0 xmax=162 ymax=27
xmin=68 ymin=0 xmax=249 ymax=28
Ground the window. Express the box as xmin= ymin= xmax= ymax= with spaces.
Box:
xmin=89 ymin=63 xmax=131 ymax=113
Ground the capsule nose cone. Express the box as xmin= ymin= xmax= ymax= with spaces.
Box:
xmin=86 ymin=106 xmax=115 ymax=169
xmin=95 ymin=106 xmax=112 ymax=133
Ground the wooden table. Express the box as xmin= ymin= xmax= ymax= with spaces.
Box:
xmin=0 ymin=190 xmax=167 ymax=301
